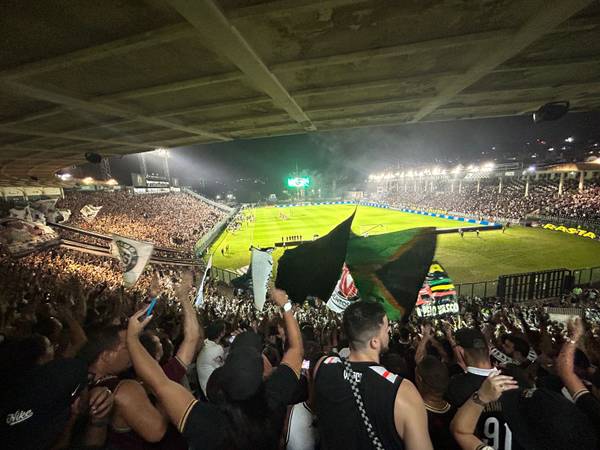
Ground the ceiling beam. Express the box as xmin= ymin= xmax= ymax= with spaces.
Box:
xmin=271 ymin=30 xmax=510 ymax=73
xmin=0 ymin=24 xmax=197 ymax=82
xmin=165 ymin=0 xmax=315 ymax=131
xmin=226 ymin=0 xmax=370 ymax=19
xmin=0 ymin=125 xmax=152 ymax=149
xmin=1 ymin=80 xmax=230 ymax=141
xmin=96 ymin=72 xmax=242 ymax=102
xmin=410 ymin=0 xmax=595 ymax=123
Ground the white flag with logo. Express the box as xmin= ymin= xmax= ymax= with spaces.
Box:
xmin=326 ymin=263 xmax=360 ymax=314
xmin=194 ymin=255 xmax=213 ymax=307
xmin=111 ymin=235 xmax=154 ymax=287
xmin=80 ymin=204 xmax=103 ymax=222
xmin=251 ymin=247 xmax=273 ymax=311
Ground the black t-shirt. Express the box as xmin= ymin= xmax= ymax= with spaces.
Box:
xmin=315 ymin=356 xmax=404 ymax=450
xmin=447 ymin=370 xmax=524 ymax=450
xmin=180 ymin=364 xmax=299 ymax=450
xmin=425 ymin=403 xmax=461 ymax=450
xmin=575 ymin=392 xmax=600 ymax=442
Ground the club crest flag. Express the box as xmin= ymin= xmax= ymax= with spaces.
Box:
xmin=111 ymin=235 xmax=154 ymax=287
xmin=326 ymin=263 xmax=360 ymax=313
xmin=251 ymin=248 xmax=273 ymax=311
xmin=80 ymin=204 xmax=103 ymax=222
xmin=415 ymin=261 xmax=459 ymax=317
xmin=194 ymin=255 xmax=213 ymax=307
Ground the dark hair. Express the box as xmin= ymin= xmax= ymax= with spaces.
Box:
xmin=206 ymin=321 xmax=226 ymax=341
xmin=507 ymin=336 xmax=530 ymax=358
xmin=262 ymin=344 xmax=281 ymax=367
xmin=416 ymin=355 xmax=449 ymax=394
xmin=212 ymin=383 xmax=280 ymax=450
xmin=343 ymin=301 xmax=386 ymax=350
xmin=139 ymin=331 xmax=160 ymax=360
xmin=381 ymin=352 xmax=408 ymax=378
xmin=0 ymin=334 xmax=48 ymax=384
xmin=77 ymin=325 xmax=124 ymax=366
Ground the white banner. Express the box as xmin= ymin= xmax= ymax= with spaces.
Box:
xmin=0 ymin=218 xmax=59 ymax=256
xmin=80 ymin=204 xmax=103 ymax=222
xmin=9 ymin=206 xmax=33 ymax=222
xmin=194 ymin=255 xmax=213 ymax=307
xmin=251 ymin=248 xmax=273 ymax=311
xmin=326 ymin=263 xmax=359 ymax=314
xmin=111 ymin=235 xmax=154 ymax=287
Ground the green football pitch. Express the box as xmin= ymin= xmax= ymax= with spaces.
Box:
xmin=209 ymin=205 xmax=600 ymax=284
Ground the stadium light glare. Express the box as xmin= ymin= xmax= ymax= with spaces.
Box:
xmin=481 ymin=162 xmax=495 ymax=172
xmin=565 ymin=136 xmax=575 ymax=143
xmin=106 ymin=179 xmax=118 ymax=185
xmin=154 ymin=147 xmax=170 ymax=157
xmin=528 ymin=165 xmax=536 ymax=172
xmin=58 ymin=173 xmax=72 ymax=181
xmin=82 ymin=177 xmax=94 ymax=184
xmin=451 ymin=165 xmax=462 ymax=174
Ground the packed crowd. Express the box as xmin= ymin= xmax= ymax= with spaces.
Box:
xmin=382 ymin=178 xmax=600 ymax=223
xmin=2 ymin=248 xmax=600 ymax=449
xmin=57 ymin=190 xmax=226 ymax=250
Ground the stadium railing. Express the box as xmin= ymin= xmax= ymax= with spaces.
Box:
xmin=182 ymin=187 xmax=234 ymax=213
xmin=455 ymin=280 xmax=498 ymax=298
xmin=210 ymin=266 xmax=239 ymax=284
xmin=193 ymin=207 xmax=239 ymax=258
xmin=572 ymin=266 xmax=600 ymax=287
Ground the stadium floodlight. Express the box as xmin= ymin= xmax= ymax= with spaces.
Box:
xmin=154 ymin=147 xmax=170 ymax=157
xmin=58 ymin=173 xmax=72 ymax=181
xmin=82 ymin=177 xmax=94 ymax=184
xmin=106 ymin=179 xmax=118 ymax=185
xmin=287 ymin=177 xmax=310 ymax=188
xmin=481 ymin=162 xmax=495 ymax=172
xmin=565 ymin=136 xmax=575 ymax=143
xmin=528 ymin=165 xmax=536 ymax=172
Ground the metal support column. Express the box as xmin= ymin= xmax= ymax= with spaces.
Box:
xmin=558 ymin=172 xmax=565 ymax=196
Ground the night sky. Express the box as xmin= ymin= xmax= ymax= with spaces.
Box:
xmin=106 ymin=111 xmax=600 ymax=197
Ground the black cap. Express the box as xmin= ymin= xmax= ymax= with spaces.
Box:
xmin=454 ymin=328 xmax=487 ymax=349
xmin=230 ymin=330 xmax=263 ymax=353
xmin=220 ymin=346 xmax=264 ymax=401
xmin=1 ymin=358 xmax=88 ymax=450
xmin=501 ymin=387 xmax=598 ymax=450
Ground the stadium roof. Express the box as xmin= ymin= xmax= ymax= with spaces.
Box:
xmin=1 ymin=0 xmax=600 ymax=184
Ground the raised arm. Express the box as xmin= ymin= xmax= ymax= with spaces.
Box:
xmin=126 ymin=308 xmax=197 ymax=431
xmin=270 ymin=288 xmax=303 ymax=377
xmin=174 ymin=271 xmax=202 ymax=366
xmin=555 ymin=317 xmax=587 ymax=398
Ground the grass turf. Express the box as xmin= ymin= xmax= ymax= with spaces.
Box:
xmin=209 ymin=205 xmax=600 ymax=284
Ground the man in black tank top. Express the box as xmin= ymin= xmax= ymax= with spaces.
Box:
xmin=315 ymin=302 xmax=432 ymax=450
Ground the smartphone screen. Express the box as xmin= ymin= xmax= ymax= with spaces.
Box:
xmin=146 ymin=298 xmax=157 ymax=317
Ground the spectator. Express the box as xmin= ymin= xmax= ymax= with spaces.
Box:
xmin=315 ymin=301 xmax=432 ymax=450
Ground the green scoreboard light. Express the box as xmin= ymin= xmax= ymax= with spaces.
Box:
xmin=287 ymin=177 xmax=310 ymax=188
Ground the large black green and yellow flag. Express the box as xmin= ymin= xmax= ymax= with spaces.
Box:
xmin=275 ymin=212 xmax=355 ymax=303
xmin=346 ymin=228 xmax=437 ymax=321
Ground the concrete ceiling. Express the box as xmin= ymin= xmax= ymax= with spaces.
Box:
xmin=1 ymin=0 xmax=600 ymax=184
